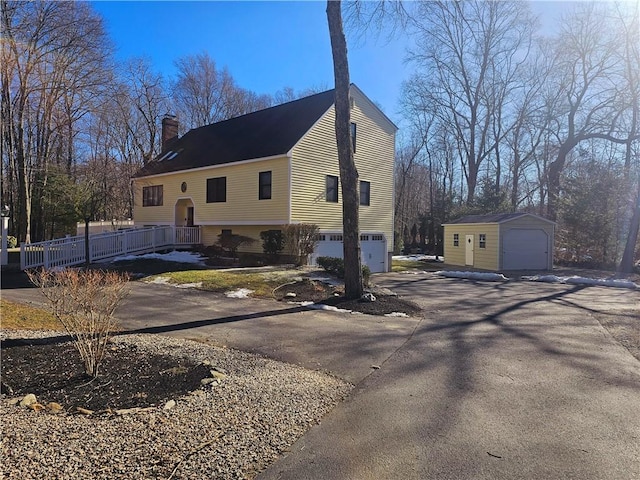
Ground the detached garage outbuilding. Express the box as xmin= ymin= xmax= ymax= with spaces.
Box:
xmin=443 ymin=213 xmax=555 ymax=271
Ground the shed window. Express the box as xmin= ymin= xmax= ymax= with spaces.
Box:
xmin=142 ymin=185 xmax=163 ymax=207
xmin=479 ymin=234 xmax=486 ymax=248
xmin=326 ymin=175 xmax=338 ymax=202
xmin=453 ymin=233 xmax=459 ymax=247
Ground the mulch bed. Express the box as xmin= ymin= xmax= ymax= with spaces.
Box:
xmin=2 ymin=269 xmax=420 ymax=414
xmin=1 ymin=339 xmax=210 ymax=412
xmin=273 ymin=278 xmax=422 ymax=316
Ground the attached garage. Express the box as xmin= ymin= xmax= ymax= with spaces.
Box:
xmin=443 ymin=213 xmax=555 ymax=271
xmin=311 ymin=232 xmax=389 ymax=273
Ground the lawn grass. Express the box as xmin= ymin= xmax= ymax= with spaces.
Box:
xmin=147 ymin=270 xmax=300 ymax=298
xmin=1 ymin=299 xmax=63 ymax=331
xmin=392 ymin=259 xmax=427 ymax=271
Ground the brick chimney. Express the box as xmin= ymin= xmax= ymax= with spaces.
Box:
xmin=161 ymin=114 xmax=179 ymax=153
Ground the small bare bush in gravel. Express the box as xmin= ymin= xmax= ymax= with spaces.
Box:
xmin=27 ymin=268 xmax=129 ymax=377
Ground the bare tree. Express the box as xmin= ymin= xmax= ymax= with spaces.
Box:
xmin=172 ymin=52 xmax=271 ymax=131
xmin=115 ymin=57 xmax=168 ymax=165
xmin=611 ymin=3 xmax=640 ymax=273
xmin=405 ymin=0 xmax=535 ymax=205
xmin=544 ymin=3 xmax=639 ymax=221
xmin=1 ymin=1 xmax=112 ymax=243
xmin=327 ymin=0 xmax=363 ymax=299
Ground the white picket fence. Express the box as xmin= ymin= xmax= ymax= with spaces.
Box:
xmin=20 ymin=226 xmax=201 ymax=270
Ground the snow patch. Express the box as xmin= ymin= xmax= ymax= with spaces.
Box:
xmin=385 ymin=312 xmax=409 ymax=318
xmin=148 ymin=276 xmax=171 ymax=285
xmin=393 ymin=255 xmax=444 ymax=262
xmin=523 ymin=275 xmax=638 ymax=289
xmin=175 ymin=282 xmax=203 ymax=289
xmin=436 ymin=271 xmax=509 ymax=282
xmin=111 ymin=251 xmax=206 ymax=264
xmin=146 ymin=276 xmax=202 ymax=289
xmin=305 ymin=303 xmax=354 ymax=314
xmin=225 ymin=288 xmax=254 ymax=298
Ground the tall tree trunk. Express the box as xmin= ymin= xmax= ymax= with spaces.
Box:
xmin=327 ymin=0 xmax=363 ymax=299
xmin=618 ymin=189 xmax=640 ymax=274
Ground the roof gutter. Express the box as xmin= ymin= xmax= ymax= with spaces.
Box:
xmin=132 ymin=152 xmax=293 ymax=181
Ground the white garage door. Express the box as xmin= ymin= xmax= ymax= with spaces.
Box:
xmin=503 ymin=228 xmax=549 ymax=270
xmin=360 ymin=234 xmax=387 ymax=273
xmin=311 ymin=233 xmax=387 ymax=273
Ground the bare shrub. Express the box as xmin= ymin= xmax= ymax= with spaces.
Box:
xmin=283 ymin=224 xmax=320 ymax=266
xmin=27 ymin=268 xmax=129 ymax=377
xmin=216 ymin=232 xmax=255 ymax=259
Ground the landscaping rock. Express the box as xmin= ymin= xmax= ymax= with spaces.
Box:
xmin=46 ymin=402 xmax=64 ymax=414
xmin=76 ymin=407 xmax=94 ymax=415
xmin=285 ymin=292 xmax=297 ymax=298
xmin=19 ymin=394 xmax=37 ymax=408
xmin=361 ymin=293 xmax=377 ymax=302
xmin=27 ymin=402 xmax=46 ymax=412
xmin=200 ymin=377 xmax=216 ymax=386
xmin=163 ymin=399 xmax=176 ymax=410
xmin=211 ymin=370 xmax=227 ymax=381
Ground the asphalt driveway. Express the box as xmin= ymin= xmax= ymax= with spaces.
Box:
xmin=259 ymin=273 xmax=640 ymax=480
xmin=2 ymin=270 xmax=639 ymax=479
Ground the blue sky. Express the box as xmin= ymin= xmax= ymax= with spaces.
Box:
xmin=91 ymin=1 xmax=570 ymax=128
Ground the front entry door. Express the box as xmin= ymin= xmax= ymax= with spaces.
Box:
xmin=465 ymin=235 xmax=474 ymax=266
xmin=186 ymin=207 xmax=194 ymax=227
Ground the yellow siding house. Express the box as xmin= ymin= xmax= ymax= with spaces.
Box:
xmin=132 ymin=85 xmax=397 ymax=272
xmin=443 ymin=213 xmax=555 ymax=271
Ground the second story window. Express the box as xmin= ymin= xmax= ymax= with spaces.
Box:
xmin=326 ymin=175 xmax=338 ymax=202
xmin=142 ymin=185 xmax=163 ymax=206
xmin=259 ymin=171 xmax=272 ymax=200
xmin=207 ymin=177 xmax=226 ymax=203
xmin=359 ymin=180 xmax=370 ymax=206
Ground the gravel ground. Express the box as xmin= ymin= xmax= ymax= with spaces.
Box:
xmin=1 ymin=330 xmax=352 ymax=479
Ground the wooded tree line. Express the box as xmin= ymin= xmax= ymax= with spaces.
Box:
xmin=394 ymin=1 xmax=639 ymax=271
xmin=1 ymin=1 xmax=638 ymax=271
xmin=0 ymin=0 xmax=318 ymax=245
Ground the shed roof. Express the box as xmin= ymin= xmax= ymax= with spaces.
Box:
xmin=444 ymin=213 xmax=555 ymax=225
xmin=134 ymin=88 xmax=337 ymax=178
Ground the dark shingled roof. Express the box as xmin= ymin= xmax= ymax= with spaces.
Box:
xmin=445 ymin=213 xmax=553 ymax=224
xmin=134 ymin=89 xmax=336 ymax=178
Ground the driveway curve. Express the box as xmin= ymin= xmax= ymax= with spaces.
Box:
xmin=258 ymin=273 xmax=640 ymax=480
xmin=3 ymin=270 xmax=639 ymax=479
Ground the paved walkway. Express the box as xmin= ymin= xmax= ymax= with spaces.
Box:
xmin=3 ymin=271 xmax=639 ymax=479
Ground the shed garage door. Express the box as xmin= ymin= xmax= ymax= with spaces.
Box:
xmin=312 ymin=233 xmax=387 ymax=273
xmin=503 ymin=228 xmax=549 ymax=270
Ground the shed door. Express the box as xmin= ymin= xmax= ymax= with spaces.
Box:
xmin=465 ymin=235 xmax=474 ymax=266
xmin=503 ymin=229 xmax=549 ymax=270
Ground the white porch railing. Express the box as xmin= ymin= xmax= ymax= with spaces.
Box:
xmin=20 ymin=226 xmax=201 ymax=270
